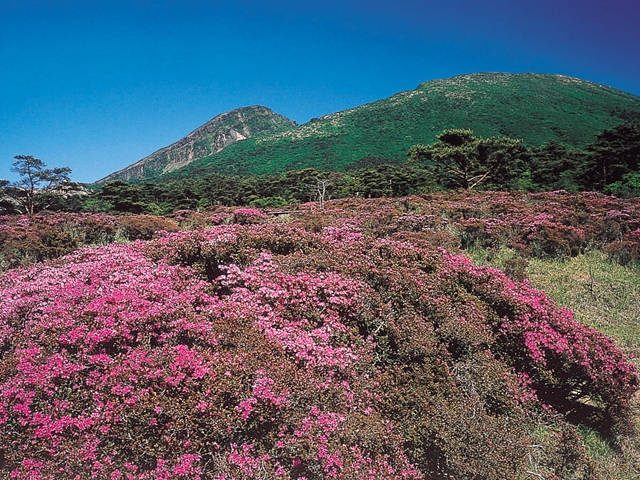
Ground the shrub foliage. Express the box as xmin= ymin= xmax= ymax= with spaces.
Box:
xmin=0 ymin=195 xmax=637 ymax=479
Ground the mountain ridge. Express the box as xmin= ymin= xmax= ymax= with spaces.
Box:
xmin=98 ymin=105 xmax=296 ymax=183
xmin=100 ymin=73 xmax=640 ymax=182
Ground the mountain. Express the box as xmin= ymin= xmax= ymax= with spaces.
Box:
xmin=98 ymin=106 xmax=296 ymax=182
xmin=101 ymin=73 xmax=640 ymax=182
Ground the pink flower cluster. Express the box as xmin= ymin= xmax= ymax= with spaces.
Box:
xmin=313 ymin=190 xmax=640 ymax=260
xmin=1 ymin=192 xmax=638 ymax=478
xmin=232 ymin=207 xmax=267 ymax=224
xmin=0 ymin=238 xmax=418 ymax=478
xmin=440 ymin=249 xmax=638 ymax=406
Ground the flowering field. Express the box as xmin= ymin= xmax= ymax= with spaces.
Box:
xmin=1 ymin=192 xmax=639 ymax=479
xmin=0 ymin=213 xmax=179 ymax=271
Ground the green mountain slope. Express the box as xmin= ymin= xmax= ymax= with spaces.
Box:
xmin=103 ymin=73 xmax=640 ymax=181
xmin=98 ymin=106 xmax=296 ymax=182
xmin=167 ymin=73 xmax=640 ymax=178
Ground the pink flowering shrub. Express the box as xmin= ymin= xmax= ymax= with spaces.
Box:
xmin=1 ymin=193 xmax=638 ymax=478
xmin=275 ymin=191 xmax=640 ymax=263
xmin=431 ymin=191 xmax=639 ymax=259
xmin=170 ymin=209 xmax=232 ymax=228
xmin=4 ymin=191 xmax=639 ymax=272
xmin=605 ymin=228 xmax=640 ymax=265
xmin=0 ymin=213 xmax=177 ymax=271
xmin=440 ymin=250 xmax=637 ymax=410
xmin=116 ymin=214 xmax=179 ymax=240
xmin=0 ymin=240 xmax=419 ymax=479
xmin=232 ymin=208 xmax=267 ymax=225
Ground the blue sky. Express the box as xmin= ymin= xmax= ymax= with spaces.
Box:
xmin=1 ymin=0 xmax=639 ymax=182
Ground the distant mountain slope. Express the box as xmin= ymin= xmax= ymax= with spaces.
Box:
xmin=101 ymin=73 xmax=640 ymax=182
xmin=98 ymin=106 xmax=296 ymax=182
xmin=167 ymin=73 xmax=640 ymax=178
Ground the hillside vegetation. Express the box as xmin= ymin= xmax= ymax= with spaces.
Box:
xmin=61 ymin=120 xmax=639 ymax=215
xmin=100 ymin=106 xmax=296 ymax=182
xmin=1 ymin=193 xmax=639 ymax=478
xmin=164 ymin=73 xmax=640 ymax=178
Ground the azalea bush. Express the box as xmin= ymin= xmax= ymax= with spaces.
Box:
xmin=605 ymin=228 xmax=640 ymax=265
xmin=0 ymin=213 xmax=178 ymax=271
xmin=232 ymin=207 xmax=268 ymax=225
xmin=314 ymin=191 xmax=640 ymax=262
xmin=3 ymin=191 xmax=640 ymax=274
xmin=1 ymin=209 xmax=637 ymax=478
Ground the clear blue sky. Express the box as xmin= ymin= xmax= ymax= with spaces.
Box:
xmin=1 ymin=0 xmax=639 ymax=182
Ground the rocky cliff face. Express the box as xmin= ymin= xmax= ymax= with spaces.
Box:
xmin=98 ymin=106 xmax=295 ymax=183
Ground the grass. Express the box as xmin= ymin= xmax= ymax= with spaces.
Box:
xmin=470 ymin=248 xmax=640 ymax=361
xmin=469 ymin=247 xmax=640 ymax=479
xmin=526 ymin=251 xmax=640 ymax=362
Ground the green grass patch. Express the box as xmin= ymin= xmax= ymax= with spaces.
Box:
xmin=469 ymin=248 xmax=640 ymax=361
xmin=470 ymin=247 xmax=640 ymax=479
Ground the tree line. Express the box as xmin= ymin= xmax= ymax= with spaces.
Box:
xmin=409 ymin=122 xmax=640 ymax=194
xmin=2 ymin=122 xmax=639 ymax=215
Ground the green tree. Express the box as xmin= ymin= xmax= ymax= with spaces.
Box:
xmin=6 ymin=155 xmax=74 ymax=215
xmin=81 ymin=197 xmax=115 ymax=213
xmin=409 ymin=130 xmax=528 ymax=190
xmin=97 ymin=181 xmax=146 ymax=213
xmin=605 ymin=172 xmax=640 ymax=198
xmin=582 ymin=123 xmax=640 ymax=190
xmin=529 ymin=141 xmax=584 ymax=191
